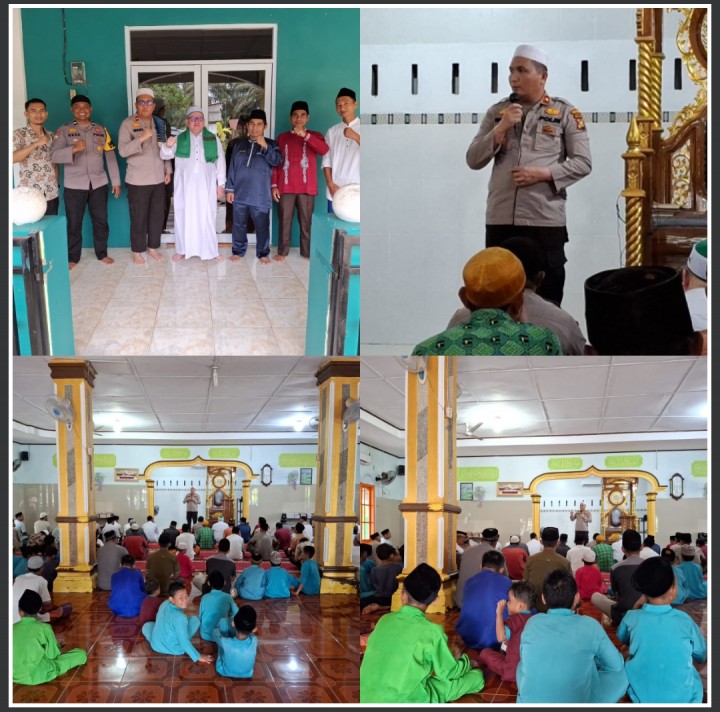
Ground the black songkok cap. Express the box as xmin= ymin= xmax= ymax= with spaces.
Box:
xmin=404 ymin=563 xmax=441 ymax=604
xmin=291 ymin=101 xmax=309 ymax=114
xmin=632 ymin=556 xmax=675 ymax=597
xmin=336 ymin=87 xmax=356 ymax=101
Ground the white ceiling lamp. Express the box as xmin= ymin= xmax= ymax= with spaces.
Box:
xmin=113 ymin=419 xmax=123 ymax=433
xmin=293 ymin=419 xmax=304 ymax=432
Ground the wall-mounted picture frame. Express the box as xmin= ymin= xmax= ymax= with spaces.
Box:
xmin=114 ymin=468 xmax=139 ymax=482
xmin=459 ymin=482 xmax=473 ymax=501
xmin=496 ymin=482 xmax=524 ymax=497
xmin=299 ymin=468 xmax=313 ymax=485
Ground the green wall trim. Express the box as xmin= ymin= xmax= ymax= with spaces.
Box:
xmin=160 ymin=448 xmax=191 ymax=459
xmin=209 ymin=447 xmax=240 ymax=459
xmin=691 ymin=461 xmax=707 ymax=477
xmin=547 ymin=457 xmax=584 ymax=470
xmin=456 ymin=466 xmax=499 ymax=482
xmin=94 ymin=454 xmax=117 ymax=468
xmin=604 ymin=455 xmax=643 ymax=468
xmin=278 ymin=454 xmax=317 ymax=468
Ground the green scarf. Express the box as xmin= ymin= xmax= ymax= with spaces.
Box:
xmin=175 ymin=128 xmax=218 ymax=162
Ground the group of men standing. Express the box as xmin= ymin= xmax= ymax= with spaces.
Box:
xmin=13 ymin=87 xmax=360 ymax=269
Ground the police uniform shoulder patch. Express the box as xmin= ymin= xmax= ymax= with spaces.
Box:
xmin=545 ymin=108 xmax=561 ymax=116
xmin=542 ymin=95 xmax=551 ymax=105
xmin=570 ymin=108 xmax=586 ymax=131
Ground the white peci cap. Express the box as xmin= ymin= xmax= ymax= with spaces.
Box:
xmin=513 ymin=44 xmax=549 ymax=67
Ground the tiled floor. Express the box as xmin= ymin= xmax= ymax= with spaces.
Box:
xmin=69 ymin=245 xmax=309 ymax=356
xmin=360 ymin=598 xmax=707 ymax=704
xmin=13 ymin=590 xmax=359 ymax=704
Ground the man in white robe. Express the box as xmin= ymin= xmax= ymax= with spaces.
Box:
xmin=161 ymin=106 xmax=226 ymax=261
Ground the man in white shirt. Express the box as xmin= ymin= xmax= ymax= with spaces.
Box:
xmin=142 ymin=515 xmax=161 ymax=543
xmin=212 ymin=515 xmax=228 ymax=543
xmin=565 ymin=534 xmax=594 ymax=573
xmin=226 ymin=525 xmax=245 ymax=561
xmin=175 ymin=523 xmax=197 ymax=561
xmin=300 ymin=515 xmax=314 ymax=542
xmin=380 ymin=528 xmax=392 ymax=545
xmin=526 ymin=532 xmax=543 ymax=556
xmin=33 ymin=512 xmax=51 ymax=535
xmin=15 ymin=512 xmax=27 ymax=538
xmin=322 ymin=88 xmax=360 ymax=213
xmin=682 ymin=238 xmax=707 ymax=333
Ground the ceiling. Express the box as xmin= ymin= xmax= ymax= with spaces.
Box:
xmin=360 ymin=356 xmax=708 ymax=457
xmin=13 ymin=356 xmax=328 ymax=446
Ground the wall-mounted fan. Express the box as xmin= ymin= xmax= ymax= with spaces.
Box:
xmin=288 ymin=470 xmax=299 ymax=489
xmin=308 ymin=416 xmax=320 ymax=431
xmin=375 ymin=469 xmax=397 ymax=486
xmin=44 ymin=395 xmax=75 ymax=431
xmin=342 ymin=398 xmax=361 ymax=431
xmin=13 ymin=459 xmax=22 ymax=472
xmin=395 ymin=355 xmax=428 ymax=383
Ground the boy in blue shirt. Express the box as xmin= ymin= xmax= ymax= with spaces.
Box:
xmin=617 ymin=556 xmax=706 ymax=703
xmin=109 ymin=555 xmax=146 ymax=618
xmin=294 ymin=545 xmax=321 ymax=596
xmin=677 ymin=545 xmax=707 ymax=599
xmin=225 ymin=109 xmax=282 ymax=264
xmin=359 ymin=543 xmax=376 ymax=609
xmin=262 ymin=550 xmax=299 ymax=598
xmin=213 ymin=605 xmax=258 ymax=678
xmin=235 ymin=552 xmax=266 ymax=600
xmin=199 ymin=570 xmax=239 ymax=641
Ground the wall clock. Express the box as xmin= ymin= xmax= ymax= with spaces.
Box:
xmin=608 ymin=489 xmax=625 ymax=506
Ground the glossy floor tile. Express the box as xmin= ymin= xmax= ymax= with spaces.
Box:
xmin=360 ymin=598 xmax=707 ymax=704
xmin=69 ymin=246 xmax=310 ymax=356
xmin=13 ymin=590 xmax=359 ymax=704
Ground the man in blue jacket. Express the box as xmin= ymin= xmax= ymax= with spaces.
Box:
xmin=226 ymin=109 xmax=282 ymax=264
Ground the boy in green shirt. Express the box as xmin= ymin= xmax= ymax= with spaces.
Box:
xmin=360 ymin=563 xmax=484 ymax=703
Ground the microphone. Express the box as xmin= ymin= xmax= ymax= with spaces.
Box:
xmin=509 ymin=92 xmax=519 ymax=102
xmin=509 ymin=93 xmax=523 ymax=141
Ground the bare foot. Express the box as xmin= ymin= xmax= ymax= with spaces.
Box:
xmin=68 ymin=262 xmax=78 ymax=271
xmin=148 ymin=248 xmax=164 ymax=261
xmin=230 ymin=254 xmax=243 ymax=262
xmin=101 ymin=256 xmax=114 ymax=265
xmin=215 ymin=255 xmax=225 ymax=262
xmin=172 ymin=253 xmax=184 ymax=262
xmin=132 ymin=253 xmax=145 ymax=265
xmin=259 ymin=256 xmax=272 ymax=265
xmin=273 ymin=254 xmax=286 ymax=262
xmin=361 ymin=603 xmax=381 ymax=615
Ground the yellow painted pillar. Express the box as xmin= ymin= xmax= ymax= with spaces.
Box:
xmin=146 ymin=479 xmax=155 ymax=517
xmin=646 ymin=491 xmax=657 ymax=537
xmin=49 ymin=359 xmax=98 ymax=592
xmin=314 ymin=358 xmax=360 ymax=594
xmin=242 ymin=479 xmax=251 ymax=521
xmin=531 ymin=493 xmax=541 ymax=536
xmin=394 ymin=356 xmax=460 ymax=614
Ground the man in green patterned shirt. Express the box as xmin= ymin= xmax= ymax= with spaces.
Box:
xmin=412 ymin=247 xmax=562 ymax=356
xmin=196 ymin=520 xmax=216 ymax=550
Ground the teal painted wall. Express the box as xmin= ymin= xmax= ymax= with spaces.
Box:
xmin=20 ymin=8 xmax=360 ymax=250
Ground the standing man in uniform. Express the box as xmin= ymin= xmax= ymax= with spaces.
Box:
xmin=13 ymin=98 xmax=60 ymax=216
xmin=182 ymin=486 xmax=201 ymax=528
xmin=322 ymin=88 xmax=360 ymax=213
xmin=118 ymin=88 xmax=172 ymax=265
xmin=271 ymin=100 xmax=329 ymax=260
xmin=466 ymin=44 xmax=592 ymax=305
xmin=50 ymin=95 xmax=121 ymax=269
xmin=570 ymin=501 xmax=592 ymax=544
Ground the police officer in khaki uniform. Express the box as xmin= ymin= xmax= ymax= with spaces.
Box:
xmin=467 ymin=44 xmax=592 ymax=306
xmin=50 ymin=94 xmax=121 ymax=269
xmin=118 ymin=88 xmax=172 ymax=265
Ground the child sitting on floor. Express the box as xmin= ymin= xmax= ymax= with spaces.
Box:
xmin=262 ymin=551 xmax=300 ymax=598
xmin=213 ymin=604 xmax=258 ymax=678
xmin=137 ymin=576 xmax=162 ymax=625
xmin=361 ymin=562 xmax=485 ymax=703
xmin=660 ymin=547 xmax=689 ymax=604
xmin=617 ymin=556 xmax=706 ymax=703
xmin=236 ymin=552 xmax=266 ymax=600
xmin=574 ymin=549 xmax=606 ymax=601
xmin=677 ymin=545 xmax=707 ymax=600
xmin=13 ymin=590 xmax=87 ymax=686
xmin=199 ymin=570 xmax=239 ymax=641
xmin=294 ymin=545 xmax=320 ymax=595
xmin=473 ymin=580 xmax=536 ymax=683
xmin=359 ymin=543 xmax=376 ymax=610
xmin=362 ymin=543 xmax=403 ymax=615
xmin=175 ymin=541 xmax=194 ymax=589
xmin=109 ymin=555 xmax=147 ymax=618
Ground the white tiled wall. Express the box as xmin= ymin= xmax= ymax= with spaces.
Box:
xmin=360 ymin=8 xmax=702 ymax=352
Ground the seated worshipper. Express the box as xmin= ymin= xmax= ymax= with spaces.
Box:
xmin=273 ymin=521 xmax=292 ymax=554
xmin=138 ymin=577 xmax=163 ymax=626
xmin=13 ymin=590 xmax=87 ymax=686
xmin=247 ymin=521 xmax=274 ymax=561
xmin=176 ymin=523 xmax=198 ymax=561
xmin=41 ymin=545 xmax=59 ymax=592
xmin=146 ymin=533 xmax=180 ymax=597
xmin=456 ymin=550 xmax=512 ymax=651
xmin=574 ymin=549 xmax=606 ymax=602
xmin=294 ymin=545 xmax=321 ymax=596
xmin=361 ymin=563 xmax=485 ymax=703
xmin=526 ymin=532 xmax=543 ymax=556
xmin=584 ymin=265 xmax=702 ymax=355
xmin=143 ymin=515 xmax=161 ymax=543
xmin=516 ymin=570 xmax=628 ymax=703
xmin=472 ymin=580 xmax=536 ymax=683
xmin=263 ymin=550 xmax=300 ymax=598
xmin=205 ymin=538 xmax=237 ymax=594
xmin=196 ymin=518 xmax=215 ymax=550
xmin=359 ymin=543 xmax=377 ymax=610
xmin=96 ymin=530 xmax=129 ymax=591
xmin=610 ymin=532 xmax=624 ymax=563
xmin=362 ymin=543 xmax=403 ymax=614
xmin=13 ymin=556 xmax=72 ymax=624
xmin=199 ymin=570 xmax=239 ymax=641
xmin=591 ymin=529 xmax=644 ymax=627
xmin=501 ymin=535 xmax=529 ymax=580
xmin=213 ymin=604 xmax=259 ymax=679
xmin=175 ymin=541 xmax=194 ymax=587
xmin=108 ymin=555 xmax=147 ymax=618
xmin=212 ymin=515 xmax=228 ymax=543
xmin=677 ymin=545 xmax=707 ymax=599
xmin=192 ymin=516 xmax=205 ymax=537
xmin=523 ymin=526 xmax=572 ymax=613
xmin=412 ymin=247 xmax=563 ymax=356
xmin=447 ymin=236 xmax=586 ymax=354
xmin=660 ymin=548 xmax=690 ymax=604
xmin=455 ymin=527 xmax=502 ymax=608
xmin=226 ymin=525 xmax=245 ymax=561
xmin=238 ymin=517 xmax=252 ymax=543
xmin=593 ymin=535 xmax=615 ymax=572
xmin=142 ymin=581 xmax=213 ymax=664
xmin=123 ymin=522 xmax=149 ymax=561
xmin=682 ymin=238 xmax=707 ymax=338
xmin=159 ymin=106 xmax=226 ymax=262
xmin=236 ymin=552 xmax=266 ymax=600
xmin=616 ymin=556 xmax=707 ymax=704
xmin=565 ymin=533 xmax=593 ymax=573
xmin=33 ymin=512 xmax=51 ymax=535
xmin=162 ymin=521 xmax=181 ymax=548
xmin=555 ymin=532 xmax=570 ymax=558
